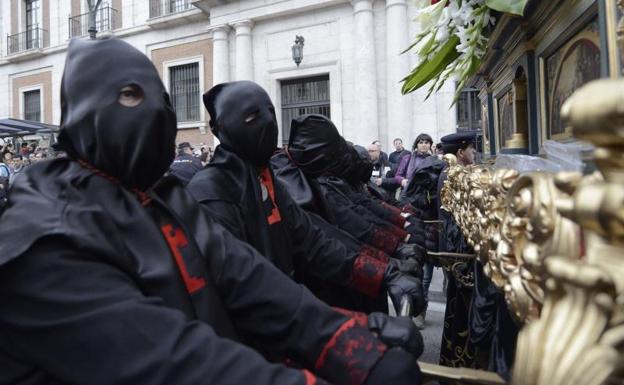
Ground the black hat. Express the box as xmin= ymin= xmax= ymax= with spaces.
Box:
xmin=440 ymin=132 xmax=476 ymax=146
xmin=178 ymin=142 xmax=193 ymax=150
xmin=440 ymin=132 xmax=476 ymax=155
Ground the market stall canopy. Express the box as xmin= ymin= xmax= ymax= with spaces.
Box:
xmin=0 ymin=118 xmax=58 ymax=138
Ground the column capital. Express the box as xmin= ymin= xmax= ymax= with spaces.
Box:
xmin=230 ymin=19 xmax=254 ymax=35
xmin=207 ymin=24 xmax=230 ymax=40
xmin=385 ymin=0 xmax=407 ymax=9
xmin=351 ymin=0 xmax=375 ymax=14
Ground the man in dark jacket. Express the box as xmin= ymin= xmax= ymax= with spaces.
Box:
xmin=169 ymin=141 xmax=203 ymax=184
xmin=188 ymin=82 xmax=423 ymax=316
xmin=389 ymin=138 xmax=411 ymax=169
xmin=0 ymin=38 xmax=423 ymax=385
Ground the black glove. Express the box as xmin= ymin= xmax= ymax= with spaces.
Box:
xmin=392 ymin=243 xmax=427 ymax=264
xmin=364 ymin=347 xmax=422 ymax=385
xmin=368 ymin=312 xmax=424 ymax=357
xmin=389 ymin=257 xmax=423 ymax=280
xmin=383 ymin=264 xmax=425 ymax=316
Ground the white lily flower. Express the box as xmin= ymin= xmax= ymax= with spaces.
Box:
xmin=414 ymin=0 xmax=448 ymax=31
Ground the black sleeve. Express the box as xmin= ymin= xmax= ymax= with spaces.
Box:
xmin=322 ymin=187 xmax=401 ymax=254
xmin=281 ymin=190 xmax=388 ymax=298
xmin=0 ymin=237 xmax=316 ymax=385
xmin=200 ymin=225 xmax=389 ymax=385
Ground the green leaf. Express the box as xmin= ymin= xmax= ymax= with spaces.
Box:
xmin=485 ymin=0 xmax=528 ymax=16
xmin=419 ymin=33 xmax=438 ymax=58
xmin=401 ymin=35 xmax=460 ymax=95
xmin=401 ymin=30 xmax=432 ymax=55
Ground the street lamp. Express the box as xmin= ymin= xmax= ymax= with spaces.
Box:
xmin=86 ymin=0 xmax=104 ymax=39
xmin=292 ymin=35 xmax=304 ymax=67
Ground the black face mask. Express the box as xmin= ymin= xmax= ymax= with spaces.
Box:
xmin=287 ymin=114 xmax=348 ymax=177
xmin=204 ymin=81 xmax=278 ymax=167
xmin=57 ymin=38 xmax=177 ymax=190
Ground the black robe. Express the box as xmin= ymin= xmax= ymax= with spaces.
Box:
xmin=469 ymin=262 xmax=519 ymax=380
xmin=437 ymin=169 xmax=478 ymax=369
xmin=272 ymin=152 xmax=402 ymax=256
xmin=188 ymin=146 xmax=388 ymax=300
xmin=436 ymin=170 xmax=518 ymax=375
xmin=0 ymin=158 xmax=388 ymax=385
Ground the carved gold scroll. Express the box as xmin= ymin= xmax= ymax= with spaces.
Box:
xmin=439 ymin=76 xmax=624 ymax=385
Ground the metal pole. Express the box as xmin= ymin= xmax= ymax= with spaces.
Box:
xmin=87 ymin=0 xmax=103 ymax=39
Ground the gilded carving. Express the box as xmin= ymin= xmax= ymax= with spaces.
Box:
xmin=440 ymin=78 xmax=624 ymax=385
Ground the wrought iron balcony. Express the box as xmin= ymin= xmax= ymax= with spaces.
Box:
xmin=149 ymin=0 xmax=193 ymax=18
xmin=69 ymin=6 xmax=120 ymax=38
xmin=7 ymin=27 xmax=47 ymax=55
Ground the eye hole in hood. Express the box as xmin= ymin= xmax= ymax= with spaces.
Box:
xmin=57 ymin=37 xmax=178 ymax=190
xmin=204 ymin=81 xmax=278 ymax=167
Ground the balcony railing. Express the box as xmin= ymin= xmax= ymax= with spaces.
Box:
xmin=69 ymin=6 xmax=120 ymax=39
xmin=7 ymin=27 xmax=47 ymax=55
xmin=149 ymin=0 xmax=193 ymax=18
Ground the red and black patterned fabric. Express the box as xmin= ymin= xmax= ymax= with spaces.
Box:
xmin=315 ymin=317 xmax=387 ymax=385
xmin=369 ymin=227 xmax=402 ymax=255
xmin=359 ymin=244 xmax=390 ymax=263
xmin=349 ymin=255 xmax=387 ymax=298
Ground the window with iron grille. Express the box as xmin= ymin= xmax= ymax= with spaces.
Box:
xmin=25 ymin=0 xmax=41 ymax=50
xmin=456 ymin=88 xmax=482 ymax=132
xmin=23 ymin=89 xmax=41 ymax=122
xmin=281 ymin=75 xmax=330 ymax=144
xmin=169 ymin=62 xmax=200 ymax=123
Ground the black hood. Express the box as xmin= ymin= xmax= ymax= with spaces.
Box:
xmin=56 ymin=37 xmax=177 ymax=190
xmin=287 ymin=114 xmax=348 ymax=177
xmin=352 ymin=145 xmax=374 ymax=183
xmin=326 ymin=145 xmax=367 ymax=185
xmin=204 ymin=81 xmax=278 ymax=167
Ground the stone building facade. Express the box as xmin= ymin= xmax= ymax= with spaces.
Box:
xmin=0 ymin=0 xmax=458 ymax=150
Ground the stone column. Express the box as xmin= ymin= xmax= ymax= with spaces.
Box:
xmin=208 ymin=24 xmax=231 ymax=86
xmin=351 ymin=0 xmax=379 ymax=146
xmin=232 ymin=20 xmax=254 ymax=81
xmin=385 ymin=0 xmax=412 ymax=147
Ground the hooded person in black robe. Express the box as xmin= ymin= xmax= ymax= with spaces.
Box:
xmin=0 ymin=38 xmax=424 ymax=385
xmin=326 ymin=144 xmax=438 ymax=253
xmin=187 ymin=81 xmax=423 ymax=316
xmin=269 ymin=151 xmax=405 ymax=313
xmin=274 ymin=115 xmax=421 ymax=257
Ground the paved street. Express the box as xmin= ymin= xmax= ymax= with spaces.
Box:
xmin=419 ymin=267 xmax=446 ymax=364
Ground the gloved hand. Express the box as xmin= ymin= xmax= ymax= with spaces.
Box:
xmin=383 ymin=264 xmax=425 ymax=316
xmin=392 ymin=243 xmax=427 ymax=264
xmin=405 ymin=228 xmax=425 ymax=247
xmin=368 ymin=312 xmax=424 ymax=357
xmin=363 ymin=348 xmax=422 ymax=385
xmin=389 ymin=257 xmax=423 ymax=280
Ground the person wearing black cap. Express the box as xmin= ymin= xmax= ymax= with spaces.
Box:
xmin=0 ymin=38 xmax=423 ymax=385
xmin=438 ymin=132 xmax=518 ymax=378
xmin=169 ymin=141 xmax=204 ymax=184
xmin=433 ymin=131 xmax=480 ymax=369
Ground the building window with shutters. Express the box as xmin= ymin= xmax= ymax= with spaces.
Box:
xmin=280 ymin=75 xmax=330 ymax=144
xmin=22 ymin=88 xmax=41 ymax=122
xmin=168 ymin=62 xmax=201 ymax=123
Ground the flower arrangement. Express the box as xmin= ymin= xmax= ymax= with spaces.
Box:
xmin=401 ymin=0 xmax=528 ymax=100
